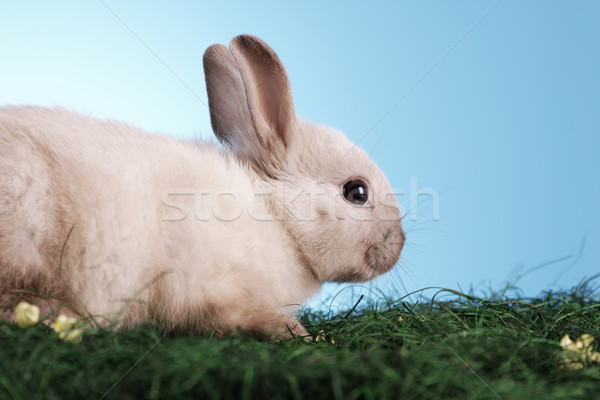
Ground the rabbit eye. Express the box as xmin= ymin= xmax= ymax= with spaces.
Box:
xmin=342 ymin=180 xmax=369 ymax=205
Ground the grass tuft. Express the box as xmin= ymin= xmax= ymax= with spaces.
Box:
xmin=1 ymin=284 xmax=599 ymax=399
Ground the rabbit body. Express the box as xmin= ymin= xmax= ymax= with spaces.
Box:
xmin=0 ymin=35 xmax=404 ymax=337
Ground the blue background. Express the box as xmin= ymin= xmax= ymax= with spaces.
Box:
xmin=2 ymin=1 xmax=598 ymax=309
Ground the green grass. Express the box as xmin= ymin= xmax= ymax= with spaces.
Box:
xmin=1 ymin=284 xmax=599 ymax=400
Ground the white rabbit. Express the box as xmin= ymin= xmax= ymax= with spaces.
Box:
xmin=0 ymin=35 xmax=404 ymax=338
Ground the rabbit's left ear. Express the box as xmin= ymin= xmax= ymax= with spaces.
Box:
xmin=203 ymin=43 xmax=255 ymax=151
xmin=204 ymin=35 xmax=296 ymax=175
xmin=228 ymin=35 xmax=296 ymax=150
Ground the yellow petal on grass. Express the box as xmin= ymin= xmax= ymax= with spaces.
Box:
xmin=579 ymin=334 xmax=595 ymax=350
xmin=314 ymin=330 xmax=326 ymax=342
xmin=560 ymin=334 xmax=574 ymax=348
xmin=314 ymin=330 xmax=335 ymax=344
xmin=15 ymin=301 xmax=40 ymax=328
xmin=59 ymin=328 xmax=83 ymax=343
xmin=560 ymin=334 xmax=600 ymax=370
xmin=52 ymin=314 xmax=77 ymax=333
xmin=53 ymin=314 xmax=83 ymax=343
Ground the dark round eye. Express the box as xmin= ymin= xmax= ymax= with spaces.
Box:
xmin=342 ymin=180 xmax=369 ymax=205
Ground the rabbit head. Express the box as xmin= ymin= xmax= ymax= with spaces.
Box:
xmin=204 ymin=35 xmax=405 ymax=284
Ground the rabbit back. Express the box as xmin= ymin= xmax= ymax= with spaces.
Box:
xmin=0 ymin=106 xmax=317 ymax=330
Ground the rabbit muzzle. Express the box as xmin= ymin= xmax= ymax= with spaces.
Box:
xmin=364 ymin=219 xmax=405 ymax=276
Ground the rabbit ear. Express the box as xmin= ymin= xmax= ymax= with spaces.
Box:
xmin=228 ymin=35 xmax=296 ymax=149
xmin=203 ymin=35 xmax=296 ymax=174
xmin=203 ymin=44 xmax=257 ymax=153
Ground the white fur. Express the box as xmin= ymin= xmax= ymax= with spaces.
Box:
xmin=0 ymin=35 xmax=404 ymax=338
